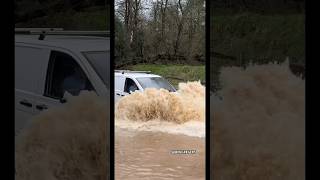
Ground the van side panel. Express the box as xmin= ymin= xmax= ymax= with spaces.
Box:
xmin=115 ymin=76 xmax=125 ymax=102
xmin=115 ymin=76 xmax=125 ymax=91
xmin=15 ymin=45 xmax=50 ymax=135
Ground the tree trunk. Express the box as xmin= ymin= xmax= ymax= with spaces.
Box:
xmin=173 ymin=0 xmax=184 ymax=56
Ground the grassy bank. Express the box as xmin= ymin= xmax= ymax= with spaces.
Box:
xmin=211 ymin=13 xmax=305 ymax=91
xmin=125 ymin=64 xmax=205 ymax=88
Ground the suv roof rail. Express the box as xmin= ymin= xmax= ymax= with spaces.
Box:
xmin=115 ymin=70 xmax=151 ymax=74
xmin=15 ymin=28 xmax=110 ymax=40
xmin=15 ymin=28 xmax=64 ymax=32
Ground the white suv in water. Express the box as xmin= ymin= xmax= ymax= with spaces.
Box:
xmin=15 ymin=29 xmax=110 ymax=135
xmin=114 ymin=70 xmax=176 ymax=102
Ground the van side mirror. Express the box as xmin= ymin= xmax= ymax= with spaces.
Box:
xmin=61 ymin=91 xmax=73 ymax=103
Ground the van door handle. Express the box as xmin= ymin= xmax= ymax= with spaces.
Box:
xmin=116 ymin=93 xmax=121 ymax=96
xmin=19 ymin=100 xmax=32 ymax=107
xmin=36 ymin=104 xmax=48 ymax=111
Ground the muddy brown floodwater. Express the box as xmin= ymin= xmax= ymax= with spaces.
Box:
xmin=115 ymin=128 xmax=205 ymax=180
xmin=211 ymin=61 xmax=305 ymax=180
xmin=115 ymin=81 xmax=206 ymax=180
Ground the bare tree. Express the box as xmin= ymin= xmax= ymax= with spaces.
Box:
xmin=160 ymin=0 xmax=168 ymax=44
xmin=173 ymin=0 xmax=188 ymax=56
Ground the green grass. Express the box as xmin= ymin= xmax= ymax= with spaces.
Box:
xmin=126 ymin=64 xmax=205 ymax=88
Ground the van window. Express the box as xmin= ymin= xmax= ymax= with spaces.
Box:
xmin=44 ymin=51 xmax=94 ymax=99
xmin=124 ymin=78 xmax=139 ymax=93
xmin=15 ymin=46 xmax=49 ymax=93
xmin=136 ymin=77 xmax=176 ymax=92
xmin=83 ymin=51 xmax=109 ymax=88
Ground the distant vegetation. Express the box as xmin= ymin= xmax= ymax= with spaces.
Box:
xmin=15 ymin=0 xmax=305 ymax=91
xmin=15 ymin=0 xmax=110 ymax=30
xmin=115 ymin=0 xmax=205 ymax=68
xmin=210 ymin=0 xmax=305 ymax=91
xmin=211 ymin=0 xmax=304 ymax=15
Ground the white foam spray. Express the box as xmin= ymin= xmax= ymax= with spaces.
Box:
xmin=15 ymin=91 xmax=109 ymax=180
xmin=115 ymin=81 xmax=206 ymax=138
xmin=211 ymin=61 xmax=305 ymax=180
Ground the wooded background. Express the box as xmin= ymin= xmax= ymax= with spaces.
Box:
xmin=115 ymin=0 xmax=205 ymax=68
xmin=210 ymin=0 xmax=305 ymax=91
xmin=15 ymin=0 xmax=110 ymax=30
xmin=15 ymin=0 xmax=305 ymax=90
xmin=211 ymin=0 xmax=304 ymax=14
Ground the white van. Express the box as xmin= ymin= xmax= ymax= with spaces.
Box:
xmin=15 ymin=29 xmax=110 ymax=135
xmin=114 ymin=70 xmax=176 ymax=102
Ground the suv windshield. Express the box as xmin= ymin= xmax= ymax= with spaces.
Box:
xmin=136 ymin=77 xmax=176 ymax=92
xmin=83 ymin=51 xmax=109 ymax=87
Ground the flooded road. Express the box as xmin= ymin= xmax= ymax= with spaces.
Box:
xmin=211 ymin=61 xmax=305 ymax=180
xmin=15 ymin=92 xmax=109 ymax=180
xmin=115 ymin=81 xmax=206 ymax=180
xmin=16 ymin=81 xmax=205 ymax=180
xmin=115 ymin=128 xmax=205 ymax=180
